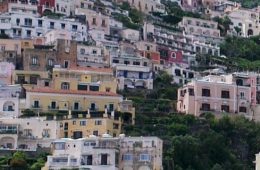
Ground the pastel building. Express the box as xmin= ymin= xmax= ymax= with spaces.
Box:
xmin=77 ymin=43 xmax=109 ymax=68
xmin=166 ymin=64 xmax=196 ymax=85
xmin=179 ymin=17 xmax=220 ymax=38
xmin=136 ymin=41 xmax=160 ymax=64
xmin=177 ymin=73 xmax=258 ymax=118
xmin=0 ymin=84 xmax=22 ymax=118
xmin=0 ymin=117 xmax=59 ymax=150
xmin=0 ymin=13 xmax=87 ymax=41
xmin=228 ymin=8 xmax=260 ymax=37
xmin=44 ymin=136 xmax=163 ymax=170
xmin=111 ymin=43 xmax=153 ymax=90
xmin=0 ymin=62 xmax=15 ymax=85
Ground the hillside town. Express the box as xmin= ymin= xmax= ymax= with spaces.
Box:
xmin=1 ymin=0 xmax=260 ymax=169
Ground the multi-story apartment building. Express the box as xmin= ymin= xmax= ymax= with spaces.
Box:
xmin=179 ymin=17 xmax=220 ymax=38
xmin=166 ymin=64 xmax=196 ymax=85
xmin=136 ymin=41 xmax=160 ymax=64
xmin=44 ymin=135 xmax=163 ymax=170
xmin=76 ymin=8 xmax=110 ymax=35
xmin=0 ymin=117 xmax=59 ymax=150
xmin=111 ymin=43 xmax=153 ymax=90
xmin=0 ymin=84 xmax=22 ymax=118
xmin=0 ymin=13 xmax=87 ymax=41
xmin=228 ymin=8 xmax=260 ymax=37
xmin=50 ymin=66 xmax=117 ymax=93
xmin=13 ymin=39 xmax=77 ymax=88
xmin=177 ymin=73 xmax=259 ymax=118
xmin=0 ymin=39 xmax=22 ymax=68
xmin=77 ymin=43 xmax=109 ymax=68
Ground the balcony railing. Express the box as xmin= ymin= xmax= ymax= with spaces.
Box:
xmin=48 ymin=106 xmax=59 ymax=110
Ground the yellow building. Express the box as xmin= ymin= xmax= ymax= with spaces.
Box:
xmin=51 ymin=67 xmax=117 ymax=93
xmin=25 ymin=88 xmax=135 ymax=138
xmin=12 ymin=70 xmax=50 ymax=89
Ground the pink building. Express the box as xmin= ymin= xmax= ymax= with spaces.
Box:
xmin=177 ymin=73 xmax=258 ymax=118
xmin=0 ymin=62 xmax=15 ymax=85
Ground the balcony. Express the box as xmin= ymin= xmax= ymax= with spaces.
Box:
xmin=0 ymin=126 xmax=18 ymax=134
xmin=71 ymin=106 xmax=83 ymax=111
xmin=48 ymin=105 xmax=59 ymax=110
xmin=31 ymin=105 xmax=41 ymax=109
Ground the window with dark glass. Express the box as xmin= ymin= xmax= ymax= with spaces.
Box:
xmin=101 ymin=154 xmax=108 ymax=165
xmin=89 ymin=86 xmax=99 ymax=91
xmin=239 ymin=106 xmax=247 ymax=113
xmin=189 ymin=88 xmax=194 ymax=96
xmin=202 ymin=89 xmax=210 ymax=97
xmin=221 ymin=105 xmax=230 ymax=112
xmin=201 ymin=103 xmax=210 ymax=111
xmin=221 ymin=90 xmax=230 ymax=99
xmin=175 ymin=69 xmax=181 ymax=76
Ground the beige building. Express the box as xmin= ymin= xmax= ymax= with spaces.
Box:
xmin=44 ymin=135 xmax=163 ymax=170
xmin=177 ymin=74 xmax=254 ymax=118
xmin=179 ymin=17 xmax=220 ymax=38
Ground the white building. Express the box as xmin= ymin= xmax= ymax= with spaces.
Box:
xmin=0 ymin=13 xmax=87 ymax=41
xmin=0 ymin=117 xmax=59 ymax=151
xmin=165 ymin=64 xmax=197 ymax=85
xmin=120 ymin=29 xmax=140 ymax=42
xmin=228 ymin=8 xmax=260 ymax=37
xmin=45 ymin=135 xmax=163 ymax=170
xmin=77 ymin=43 xmax=109 ymax=68
xmin=0 ymin=84 xmax=22 ymax=118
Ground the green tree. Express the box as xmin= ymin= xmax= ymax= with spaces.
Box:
xmin=10 ymin=151 xmax=28 ymax=170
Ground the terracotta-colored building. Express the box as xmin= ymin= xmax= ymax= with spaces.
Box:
xmin=38 ymin=0 xmax=55 ymax=15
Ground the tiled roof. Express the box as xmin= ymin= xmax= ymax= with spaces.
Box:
xmin=27 ymin=88 xmax=121 ymax=97
xmin=68 ymin=66 xmax=113 ymax=73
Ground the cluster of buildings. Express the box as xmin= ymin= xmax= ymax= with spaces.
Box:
xmin=2 ymin=0 xmax=260 ymax=169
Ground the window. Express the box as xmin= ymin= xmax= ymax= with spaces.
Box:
xmin=92 ymin=18 xmax=96 ymax=25
xmin=143 ymin=62 xmax=147 ymax=66
xmin=33 ymin=101 xmax=39 ymax=108
xmin=202 ymin=89 xmax=210 ymax=97
xmin=101 ymin=19 xmax=106 ymax=27
xmin=113 ymin=123 xmax=119 ymax=129
xmin=89 ymin=86 xmax=99 ymax=91
xmin=24 ymin=18 xmax=32 ymax=26
xmin=50 ymin=101 xmax=56 ymax=109
xmin=92 ymin=50 xmax=97 ymax=54
xmin=64 ymin=60 xmax=69 ymax=68
xmin=80 ymin=48 xmax=85 ymax=54
xmin=101 ymin=154 xmax=108 ymax=165
xmin=61 ymin=82 xmax=70 ymax=90
xmin=61 ymin=23 xmax=65 ymax=29
xmin=123 ymin=154 xmax=133 ymax=161
xmin=175 ymin=69 xmax=181 ymax=76
xmin=133 ymin=61 xmax=140 ymax=65
xmin=113 ymin=59 xmax=119 ymax=63
xmin=48 ymin=59 xmax=54 ymax=66
xmin=221 ymin=105 xmax=230 ymax=112
xmin=80 ymin=120 xmax=86 ymax=126
xmin=38 ymin=20 xmax=42 ymax=27
xmin=44 ymin=81 xmax=49 ymax=87
xmin=172 ymin=52 xmax=176 ymax=58
xmin=201 ymin=103 xmax=210 ymax=111
xmin=108 ymin=104 xmax=114 ymax=111
xmin=239 ymin=106 xmax=247 ymax=113
xmin=32 ymin=56 xmax=38 ymax=65
xmin=189 ymin=88 xmax=194 ymax=96
xmin=124 ymin=60 xmax=130 ymax=65
xmin=50 ymin=22 xmax=54 ymax=29
xmin=95 ymin=120 xmax=102 ymax=125
xmin=105 ymin=87 xmax=111 ymax=92
xmin=93 ymin=130 xmax=98 ymax=136
xmin=74 ymin=102 xmax=79 ymax=110
xmin=26 ymin=30 xmax=31 ymax=37
xmin=240 ymin=92 xmax=245 ymax=99
xmin=30 ymin=75 xmax=38 ymax=84
xmin=73 ymin=120 xmax=76 ymax=125
xmin=78 ymin=84 xmax=88 ymax=90
xmin=54 ymin=142 xmax=65 ymax=150
xmin=221 ymin=90 xmax=230 ymax=99
xmin=139 ymin=154 xmax=151 ymax=161
xmin=72 ymin=25 xmax=78 ymax=31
